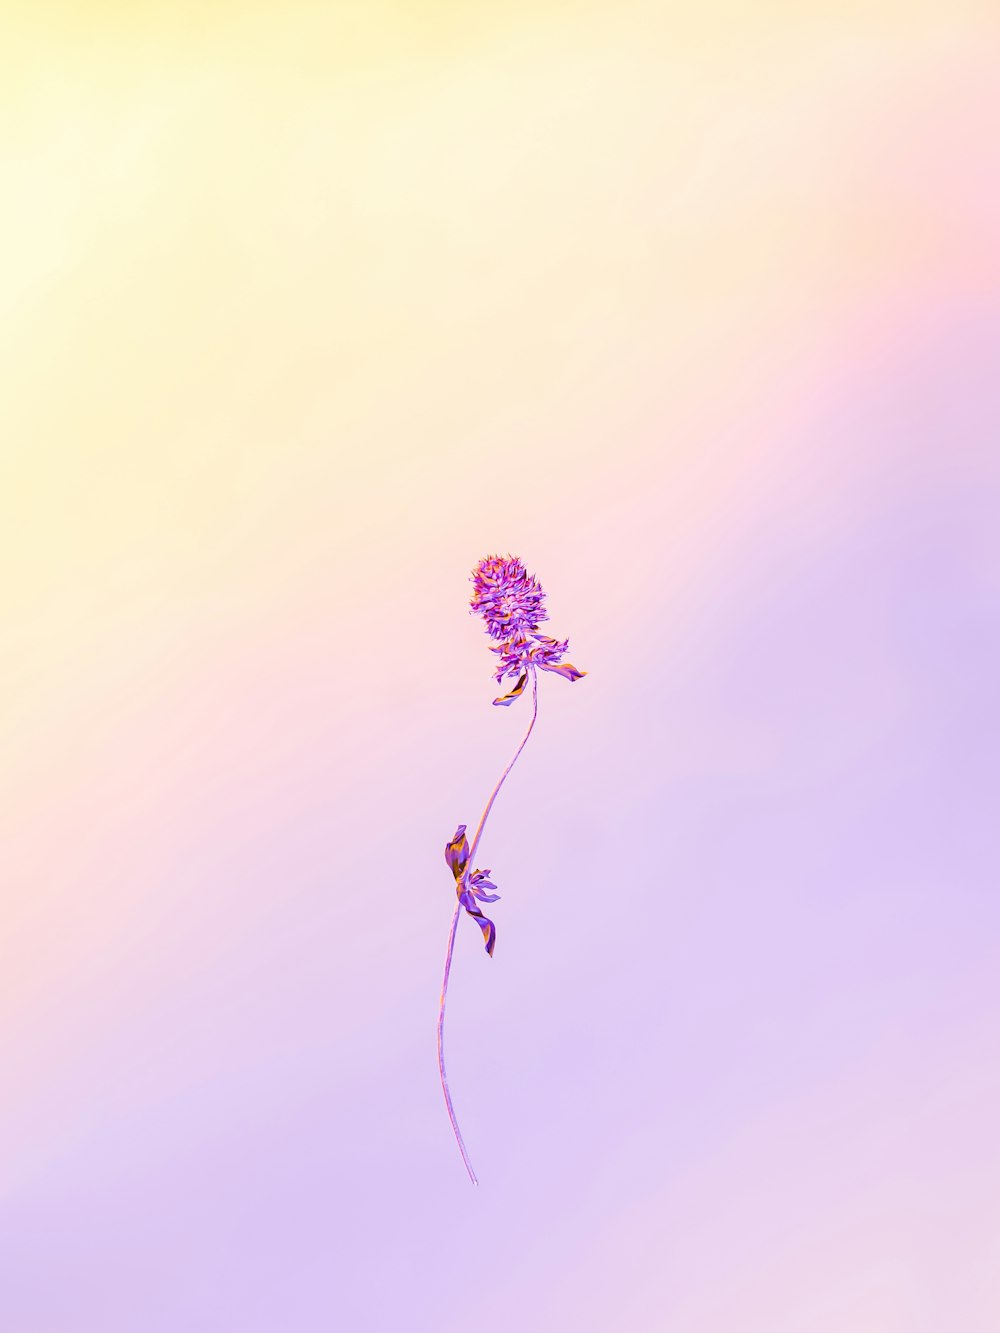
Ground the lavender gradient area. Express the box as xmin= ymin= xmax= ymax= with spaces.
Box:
xmin=3 ymin=3 xmax=1000 ymax=1332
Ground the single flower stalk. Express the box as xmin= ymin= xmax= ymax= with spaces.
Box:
xmin=437 ymin=554 xmax=586 ymax=1184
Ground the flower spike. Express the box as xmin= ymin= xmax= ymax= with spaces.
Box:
xmin=436 ymin=553 xmax=587 ymax=1184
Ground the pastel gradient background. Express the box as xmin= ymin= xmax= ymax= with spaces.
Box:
xmin=3 ymin=2 xmax=999 ymax=1329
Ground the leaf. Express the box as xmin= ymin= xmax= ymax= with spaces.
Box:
xmin=492 ymin=672 xmax=528 ymax=706
xmin=537 ymin=661 xmax=587 ymax=682
xmin=444 ymin=824 xmax=470 ymax=880
xmin=459 ymin=890 xmax=497 ymax=956
xmin=469 ymin=868 xmax=500 ymax=902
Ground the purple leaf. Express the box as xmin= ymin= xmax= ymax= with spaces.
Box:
xmin=445 ymin=825 xmax=470 ymax=880
xmin=458 ymin=890 xmax=497 ymax=956
xmin=492 ymin=672 xmax=528 ymax=706
xmin=536 ymin=661 xmax=587 ymax=682
xmin=469 ymin=868 xmax=500 ymax=901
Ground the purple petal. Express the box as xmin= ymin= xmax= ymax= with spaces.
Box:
xmin=458 ymin=890 xmax=497 ymax=956
xmin=492 ymin=672 xmax=528 ymax=706
xmin=445 ymin=825 xmax=470 ymax=880
xmin=537 ymin=661 xmax=586 ymax=681
xmin=469 ymin=869 xmax=500 ymax=900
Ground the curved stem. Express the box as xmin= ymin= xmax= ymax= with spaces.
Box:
xmin=437 ymin=902 xmax=478 ymax=1185
xmin=468 ymin=666 xmax=539 ymax=871
xmin=437 ymin=665 xmax=540 ymax=1183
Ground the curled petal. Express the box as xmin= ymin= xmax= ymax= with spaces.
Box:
xmin=537 ymin=661 xmax=586 ymax=682
xmin=469 ymin=868 xmax=500 ymax=901
xmin=445 ymin=825 xmax=470 ymax=880
xmin=458 ymin=890 xmax=497 ymax=956
xmin=492 ymin=672 xmax=528 ymax=707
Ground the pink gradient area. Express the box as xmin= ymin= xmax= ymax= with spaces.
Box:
xmin=3 ymin=3 xmax=1000 ymax=1331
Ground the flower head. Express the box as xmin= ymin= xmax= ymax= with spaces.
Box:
xmin=469 ymin=553 xmax=587 ymax=700
xmin=469 ymin=554 xmax=548 ymax=641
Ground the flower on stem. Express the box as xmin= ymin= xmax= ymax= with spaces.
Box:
xmin=438 ymin=552 xmax=587 ymax=1183
xmin=445 ymin=824 xmax=500 ymax=957
xmin=469 ymin=554 xmax=587 ymax=698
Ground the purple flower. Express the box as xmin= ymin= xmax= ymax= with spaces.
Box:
xmin=469 ymin=554 xmax=587 ymax=701
xmin=438 ymin=553 xmax=587 ymax=1185
xmin=445 ymin=824 xmax=501 ymax=957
